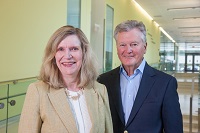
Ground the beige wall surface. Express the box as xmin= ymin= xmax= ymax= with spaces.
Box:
xmin=0 ymin=0 xmax=161 ymax=82
xmin=0 ymin=0 xmax=67 ymax=82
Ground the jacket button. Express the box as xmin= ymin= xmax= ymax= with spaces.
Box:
xmin=124 ymin=130 xmax=128 ymax=133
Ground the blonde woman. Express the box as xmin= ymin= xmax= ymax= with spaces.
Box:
xmin=18 ymin=25 xmax=113 ymax=133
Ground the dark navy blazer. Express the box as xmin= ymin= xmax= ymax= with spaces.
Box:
xmin=98 ymin=63 xmax=183 ymax=133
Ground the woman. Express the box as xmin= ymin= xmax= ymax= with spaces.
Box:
xmin=18 ymin=25 xmax=113 ymax=133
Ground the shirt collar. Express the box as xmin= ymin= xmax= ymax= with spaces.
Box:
xmin=120 ymin=59 xmax=146 ymax=75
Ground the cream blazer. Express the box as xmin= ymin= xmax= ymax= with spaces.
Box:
xmin=18 ymin=81 xmax=113 ymax=133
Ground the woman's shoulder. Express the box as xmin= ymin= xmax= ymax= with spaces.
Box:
xmin=28 ymin=80 xmax=51 ymax=93
xmin=29 ymin=80 xmax=49 ymax=87
xmin=94 ymin=81 xmax=105 ymax=88
xmin=93 ymin=81 xmax=107 ymax=94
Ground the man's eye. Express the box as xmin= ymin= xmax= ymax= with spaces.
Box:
xmin=131 ymin=43 xmax=138 ymax=46
xmin=120 ymin=44 xmax=125 ymax=47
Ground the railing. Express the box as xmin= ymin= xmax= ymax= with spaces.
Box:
xmin=0 ymin=77 xmax=37 ymax=85
xmin=189 ymin=76 xmax=199 ymax=133
xmin=0 ymin=77 xmax=37 ymax=133
xmin=189 ymin=77 xmax=194 ymax=133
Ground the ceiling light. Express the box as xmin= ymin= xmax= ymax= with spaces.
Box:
xmin=153 ymin=20 xmax=160 ymax=27
xmin=185 ymin=40 xmax=200 ymax=43
xmin=159 ymin=27 xmax=175 ymax=43
xmin=133 ymin=0 xmax=175 ymax=43
xmin=173 ymin=17 xmax=200 ymax=20
xmin=167 ymin=6 xmax=200 ymax=11
xmin=153 ymin=15 xmax=162 ymax=18
xmin=181 ymin=32 xmax=200 ymax=33
xmin=132 ymin=0 xmax=153 ymax=20
xmin=178 ymin=26 xmax=200 ymax=29
xmin=182 ymin=36 xmax=200 ymax=37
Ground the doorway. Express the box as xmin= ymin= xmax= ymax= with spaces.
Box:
xmin=184 ymin=53 xmax=200 ymax=72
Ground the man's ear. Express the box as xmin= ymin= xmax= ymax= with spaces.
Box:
xmin=144 ymin=43 xmax=147 ymax=54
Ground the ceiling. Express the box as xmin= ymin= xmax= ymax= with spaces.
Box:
xmin=135 ymin=0 xmax=200 ymax=44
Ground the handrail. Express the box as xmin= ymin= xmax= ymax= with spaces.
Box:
xmin=189 ymin=76 xmax=199 ymax=133
xmin=191 ymin=77 xmax=197 ymax=97
xmin=0 ymin=77 xmax=37 ymax=85
xmin=0 ymin=92 xmax=26 ymax=101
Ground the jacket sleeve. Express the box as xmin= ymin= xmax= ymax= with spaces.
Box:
xmin=18 ymin=83 xmax=42 ymax=133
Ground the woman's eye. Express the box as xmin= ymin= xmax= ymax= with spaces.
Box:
xmin=57 ymin=47 xmax=64 ymax=51
xmin=70 ymin=47 xmax=79 ymax=51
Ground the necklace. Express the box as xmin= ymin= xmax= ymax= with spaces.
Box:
xmin=65 ymin=89 xmax=83 ymax=100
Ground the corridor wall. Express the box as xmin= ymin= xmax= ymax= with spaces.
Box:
xmin=0 ymin=0 xmax=67 ymax=82
xmin=0 ymin=0 xmax=161 ymax=82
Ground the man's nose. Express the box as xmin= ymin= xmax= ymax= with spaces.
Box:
xmin=126 ymin=45 xmax=133 ymax=53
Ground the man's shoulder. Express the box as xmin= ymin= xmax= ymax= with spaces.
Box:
xmin=97 ymin=67 xmax=120 ymax=83
xmin=145 ymin=64 xmax=175 ymax=80
xmin=99 ymin=67 xmax=120 ymax=77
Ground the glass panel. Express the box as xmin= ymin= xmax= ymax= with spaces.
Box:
xmin=187 ymin=55 xmax=193 ymax=71
xmin=0 ymin=84 xmax=8 ymax=133
xmin=0 ymin=99 xmax=7 ymax=133
xmin=0 ymin=99 xmax=7 ymax=120
xmin=0 ymin=85 xmax=8 ymax=99
xmin=194 ymin=55 xmax=200 ymax=72
xmin=8 ymin=95 xmax=26 ymax=118
xmin=9 ymin=80 xmax=36 ymax=96
xmin=7 ymin=116 xmax=20 ymax=133
xmin=104 ymin=5 xmax=114 ymax=72
xmin=67 ymin=0 xmax=81 ymax=28
xmin=0 ymin=120 xmax=6 ymax=133
xmin=159 ymin=31 xmax=176 ymax=72
xmin=6 ymin=95 xmax=26 ymax=133
xmin=160 ymin=43 xmax=175 ymax=71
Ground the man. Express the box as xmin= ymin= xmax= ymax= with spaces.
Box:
xmin=98 ymin=20 xmax=183 ymax=133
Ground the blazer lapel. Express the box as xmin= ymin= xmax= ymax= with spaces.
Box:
xmin=126 ymin=63 xmax=156 ymax=127
xmin=109 ymin=67 xmax=125 ymax=125
xmin=48 ymin=87 xmax=78 ymax=133
xmin=84 ymin=86 xmax=99 ymax=133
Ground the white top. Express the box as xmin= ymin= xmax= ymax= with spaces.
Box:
xmin=67 ymin=89 xmax=92 ymax=133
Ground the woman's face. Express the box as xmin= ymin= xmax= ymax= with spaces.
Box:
xmin=55 ymin=35 xmax=83 ymax=78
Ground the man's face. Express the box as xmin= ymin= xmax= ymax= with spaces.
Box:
xmin=116 ymin=28 xmax=147 ymax=69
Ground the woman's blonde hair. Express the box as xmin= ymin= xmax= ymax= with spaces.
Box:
xmin=39 ymin=25 xmax=99 ymax=89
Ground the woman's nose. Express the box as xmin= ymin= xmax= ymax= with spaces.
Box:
xmin=65 ymin=49 xmax=72 ymax=58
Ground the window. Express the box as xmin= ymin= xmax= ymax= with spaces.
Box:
xmin=104 ymin=5 xmax=114 ymax=72
xmin=67 ymin=0 xmax=81 ymax=28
